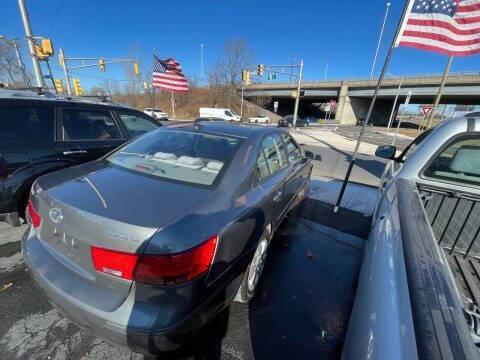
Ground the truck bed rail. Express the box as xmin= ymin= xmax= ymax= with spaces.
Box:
xmin=397 ymin=179 xmax=478 ymax=360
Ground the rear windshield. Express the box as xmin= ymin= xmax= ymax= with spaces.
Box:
xmin=107 ymin=129 xmax=243 ymax=186
xmin=423 ymin=134 xmax=480 ymax=188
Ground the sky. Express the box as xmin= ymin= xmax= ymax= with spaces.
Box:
xmin=2 ymin=0 xmax=480 ymax=90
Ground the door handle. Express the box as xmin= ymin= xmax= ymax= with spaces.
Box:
xmin=273 ymin=191 xmax=283 ymax=203
xmin=63 ymin=150 xmax=87 ymax=155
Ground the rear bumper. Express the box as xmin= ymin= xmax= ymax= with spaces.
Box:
xmin=22 ymin=230 xmax=241 ymax=354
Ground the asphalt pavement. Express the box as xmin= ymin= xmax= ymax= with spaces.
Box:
xmin=332 ymin=126 xmax=412 ymax=151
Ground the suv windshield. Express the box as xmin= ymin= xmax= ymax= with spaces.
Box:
xmin=107 ymin=129 xmax=243 ymax=186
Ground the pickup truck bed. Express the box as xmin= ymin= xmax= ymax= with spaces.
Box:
xmin=421 ymin=185 xmax=480 ymax=310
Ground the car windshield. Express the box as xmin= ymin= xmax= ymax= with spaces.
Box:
xmin=230 ymin=109 xmax=239 ymax=116
xmin=107 ymin=129 xmax=243 ymax=186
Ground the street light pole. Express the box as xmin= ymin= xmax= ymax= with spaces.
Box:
xmin=370 ymin=2 xmax=391 ymax=79
xmin=18 ymin=0 xmax=44 ymax=88
xmin=292 ymin=60 xmax=304 ymax=128
xmin=387 ymin=75 xmax=404 ymax=129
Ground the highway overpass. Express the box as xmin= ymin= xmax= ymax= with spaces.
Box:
xmin=244 ymin=73 xmax=480 ymax=125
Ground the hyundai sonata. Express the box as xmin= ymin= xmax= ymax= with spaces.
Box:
xmin=23 ymin=122 xmax=313 ymax=354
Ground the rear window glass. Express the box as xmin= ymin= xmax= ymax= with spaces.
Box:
xmin=423 ymin=134 xmax=480 ymax=187
xmin=107 ymin=129 xmax=243 ymax=186
xmin=0 ymin=105 xmax=53 ymax=143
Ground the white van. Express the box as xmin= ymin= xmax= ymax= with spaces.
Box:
xmin=199 ymin=108 xmax=241 ymax=122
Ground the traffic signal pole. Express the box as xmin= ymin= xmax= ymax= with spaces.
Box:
xmin=18 ymin=0 xmax=44 ymax=88
xmin=59 ymin=48 xmax=72 ymax=95
xmin=292 ymin=60 xmax=304 ymax=127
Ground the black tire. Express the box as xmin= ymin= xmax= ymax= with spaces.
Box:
xmin=234 ymin=228 xmax=271 ymax=303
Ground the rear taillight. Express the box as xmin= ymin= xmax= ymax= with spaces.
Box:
xmin=135 ymin=235 xmax=218 ymax=285
xmin=27 ymin=199 xmax=42 ymax=228
xmin=91 ymin=247 xmax=138 ymax=280
xmin=91 ymin=235 xmax=218 ymax=285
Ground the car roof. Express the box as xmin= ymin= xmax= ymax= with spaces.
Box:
xmin=166 ymin=122 xmax=283 ymax=139
xmin=0 ymin=88 xmax=135 ymax=110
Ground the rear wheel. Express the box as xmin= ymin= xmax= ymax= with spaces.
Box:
xmin=234 ymin=230 xmax=270 ymax=303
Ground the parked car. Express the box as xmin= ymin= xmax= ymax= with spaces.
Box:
xmin=23 ymin=123 xmax=313 ymax=354
xmin=343 ymin=117 xmax=480 ymax=359
xmin=199 ymin=107 xmax=241 ymax=122
xmin=248 ymin=115 xmax=270 ymax=123
xmin=0 ymin=89 xmax=160 ymax=226
xmin=144 ymin=108 xmax=168 ymax=121
xmin=277 ymin=115 xmax=309 ymax=128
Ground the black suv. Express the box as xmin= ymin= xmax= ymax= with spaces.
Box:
xmin=0 ymin=90 xmax=160 ymax=226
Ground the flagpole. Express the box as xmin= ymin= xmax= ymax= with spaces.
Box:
xmin=334 ymin=0 xmax=413 ymax=213
xmin=152 ymin=48 xmax=156 ymax=114
xmin=426 ymin=55 xmax=454 ymax=129
xmin=171 ymin=91 xmax=175 ymax=119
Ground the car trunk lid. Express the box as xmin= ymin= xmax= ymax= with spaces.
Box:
xmin=33 ymin=165 xmax=212 ymax=305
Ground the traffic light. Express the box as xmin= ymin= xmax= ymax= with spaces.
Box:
xmin=257 ymin=64 xmax=264 ymax=76
xmin=98 ymin=59 xmax=106 ymax=72
xmin=73 ymin=78 xmax=83 ymax=96
xmin=35 ymin=38 xmax=54 ymax=60
xmin=54 ymin=79 xmax=64 ymax=94
xmin=134 ymin=62 xmax=140 ymax=77
xmin=245 ymin=71 xmax=251 ymax=85
xmin=41 ymin=38 xmax=54 ymax=56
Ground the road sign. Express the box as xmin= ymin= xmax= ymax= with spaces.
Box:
xmin=328 ymin=100 xmax=337 ymax=107
xmin=421 ymin=105 xmax=433 ymax=117
xmin=274 ymin=101 xmax=279 ymax=113
xmin=324 ymin=105 xmax=331 ymax=113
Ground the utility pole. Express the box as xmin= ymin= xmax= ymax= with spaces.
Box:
xmin=240 ymin=85 xmax=245 ymax=118
xmin=426 ymin=55 xmax=454 ymax=129
xmin=18 ymin=0 xmax=44 ymax=88
xmin=292 ymin=60 xmax=304 ymax=127
xmin=387 ymin=76 xmax=404 ymax=129
xmin=370 ymin=2 xmax=391 ymax=79
xmin=59 ymin=48 xmax=72 ymax=95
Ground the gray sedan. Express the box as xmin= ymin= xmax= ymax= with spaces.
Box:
xmin=23 ymin=123 xmax=313 ymax=354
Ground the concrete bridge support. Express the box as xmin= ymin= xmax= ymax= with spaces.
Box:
xmin=335 ymin=82 xmax=393 ymax=125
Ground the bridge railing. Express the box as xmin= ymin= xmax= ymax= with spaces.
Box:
xmin=247 ymin=71 xmax=480 ymax=88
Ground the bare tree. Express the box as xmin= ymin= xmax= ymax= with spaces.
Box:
xmin=0 ymin=40 xmax=32 ymax=87
xmin=208 ymin=39 xmax=253 ymax=108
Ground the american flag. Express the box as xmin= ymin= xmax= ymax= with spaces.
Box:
xmin=395 ymin=0 xmax=480 ymax=56
xmin=152 ymin=55 xmax=189 ymax=93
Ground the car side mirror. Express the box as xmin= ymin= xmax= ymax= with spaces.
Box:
xmin=304 ymin=150 xmax=315 ymax=159
xmin=375 ymin=145 xmax=397 ymax=160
